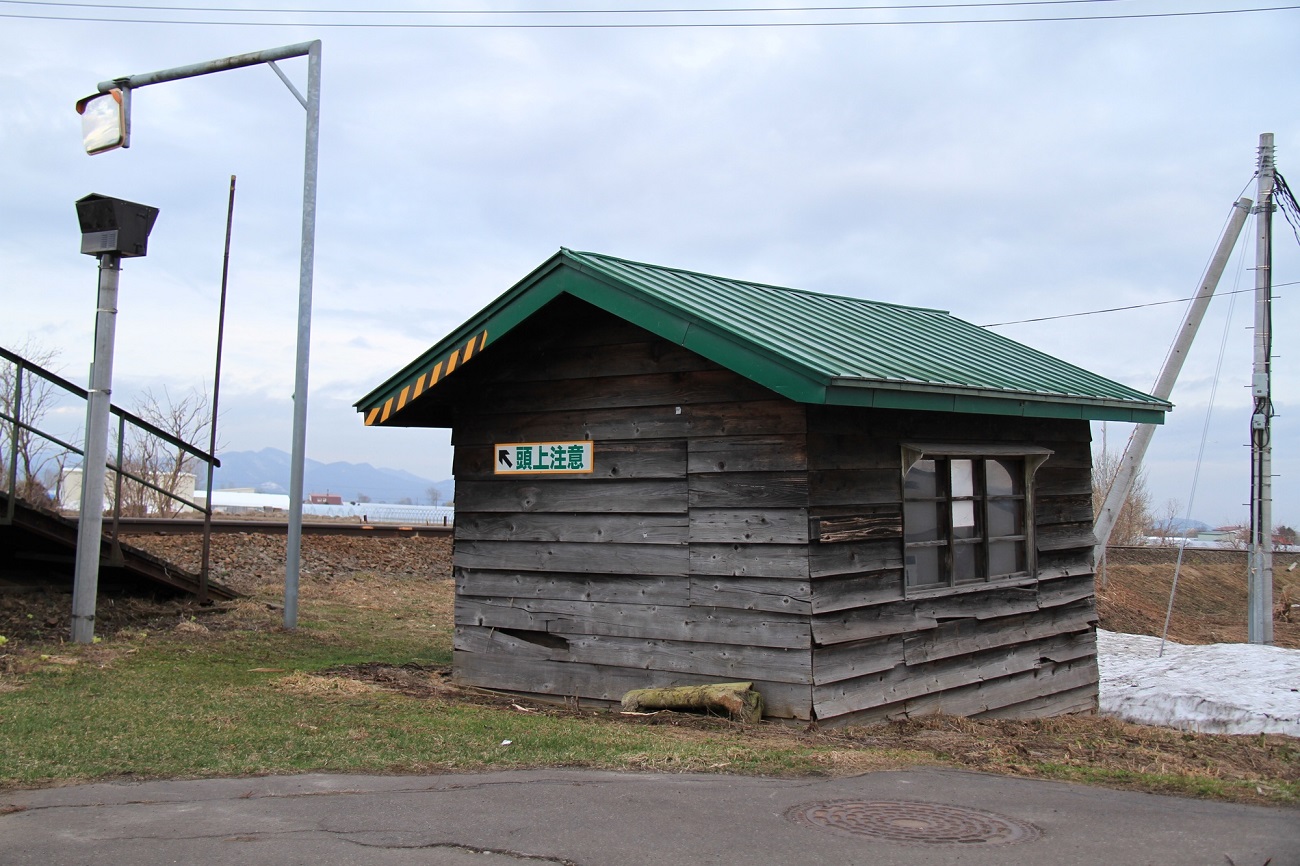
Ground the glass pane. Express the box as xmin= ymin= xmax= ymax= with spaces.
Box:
xmin=905 ymin=501 xmax=942 ymax=543
xmin=989 ymin=540 xmax=1025 ymax=576
xmin=905 ymin=546 xmax=943 ymax=586
xmin=954 ymin=541 xmax=982 ymax=582
xmin=987 ymin=498 xmax=1023 ymax=537
xmin=986 ymin=459 xmax=1021 ymax=496
xmin=952 ymin=500 xmax=978 ymax=539
xmin=950 ymin=459 xmax=974 ymax=497
xmin=905 ymin=459 xmax=937 ymax=498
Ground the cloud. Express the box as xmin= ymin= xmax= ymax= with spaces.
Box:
xmin=2 ymin=9 xmax=1298 ymax=521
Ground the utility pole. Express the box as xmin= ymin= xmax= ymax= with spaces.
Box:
xmin=1248 ymin=133 xmax=1275 ymax=645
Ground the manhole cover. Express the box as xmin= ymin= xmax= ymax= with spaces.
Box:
xmin=786 ymin=800 xmax=1041 ymax=846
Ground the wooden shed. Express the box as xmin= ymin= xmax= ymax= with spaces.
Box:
xmin=357 ymin=250 xmax=1169 ymax=725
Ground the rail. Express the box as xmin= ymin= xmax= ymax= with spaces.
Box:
xmin=1 ymin=344 xmax=221 ymax=593
xmin=112 ymin=517 xmax=453 ymax=538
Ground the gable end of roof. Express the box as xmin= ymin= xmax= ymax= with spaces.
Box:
xmin=356 ymin=249 xmax=1171 ymax=427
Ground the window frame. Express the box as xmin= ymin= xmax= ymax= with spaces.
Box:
xmin=900 ymin=443 xmax=1051 ymax=598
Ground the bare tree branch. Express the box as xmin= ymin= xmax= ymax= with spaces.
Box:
xmin=1092 ymin=441 xmax=1152 ymax=546
xmin=115 ymin=387 xmax=212 ymax=517
xmin=0 ymin=339 xmax=68 ymax=509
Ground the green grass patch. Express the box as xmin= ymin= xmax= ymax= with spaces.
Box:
xmin=0 ymin=595 xmax=847 ymax=788
xmin=0 ymin=634 xmax=837 ymax=786
xmin=1 ymin=568 xmax=1295 ymax=808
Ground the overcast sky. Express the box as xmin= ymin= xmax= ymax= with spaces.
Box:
xmin=1 ymin=1 xmax=1297 ymax=527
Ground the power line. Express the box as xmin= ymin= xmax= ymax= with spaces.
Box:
xmin=1 ymin=1 xmax=1296 ymax=26
xmin=0 ymin=0 xmax=1142 ymax=14
xmin=1275 ymin=170 xmax=1300 ymax=249
xmin=981 ymin=281 xmax=1296 ymax=328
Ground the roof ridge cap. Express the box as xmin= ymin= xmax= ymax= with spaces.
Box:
xmin=563 ymin=249 xmax=949 ymax=316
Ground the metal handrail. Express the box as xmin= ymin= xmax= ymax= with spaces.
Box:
xmin=0 ymin=345 xmax=220 ymax=465
xmin=1 ymin=345 xmax=220 ymax=593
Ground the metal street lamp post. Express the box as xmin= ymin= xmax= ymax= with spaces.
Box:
xmin=70 ymin=194 xmax=159 ymax=644
xmin=77 ymin=41 xmax=321 ymax=629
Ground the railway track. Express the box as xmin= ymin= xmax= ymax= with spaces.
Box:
xmin=112 ymin=517 xmax=453 ymax=539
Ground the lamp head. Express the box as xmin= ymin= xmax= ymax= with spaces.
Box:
xmin=76 ymin=193 xmax=159 ymax=258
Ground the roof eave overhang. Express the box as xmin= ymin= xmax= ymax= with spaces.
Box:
xmin=357 ymin=250 xmax=1171 ymax=428
xmin=825 ymin=376 xmax=1171 ymax=424
xmin=354 ymin=253 xmax=572 ymax=425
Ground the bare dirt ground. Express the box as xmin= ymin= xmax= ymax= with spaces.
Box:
xmin=0 ymin=533 xmax=452 ymax=644
xmin=1096 ymin=546 xmax=1300 ymax=648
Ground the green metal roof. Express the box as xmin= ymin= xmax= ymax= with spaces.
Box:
xmin=356 ymin=249 xmax=1171 ymax=426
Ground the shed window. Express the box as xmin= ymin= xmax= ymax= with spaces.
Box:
xmin=903 ymin=456 xmax=1030 ymax=589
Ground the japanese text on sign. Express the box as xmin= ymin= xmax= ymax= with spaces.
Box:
xmin=494 ymin=441 xmax=594 ymax=475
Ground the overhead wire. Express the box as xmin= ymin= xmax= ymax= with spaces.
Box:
xmin=1011 ymin=161 xmax=1300 ymax=336
xmin=984 ymin=177 xmax=1269 ymax=328
xmin=980 ymin=282 xmax=1295 ymax=328
xmin=1274 ymin=170 xmax=1300 ymax=249
xmin=1 ymin=0 xmax=1297 ymax=25
xmin=0 ymin=0 xmax=1148 ymax=14
xmin=1144 ymin=190 xmax=1254 ymax=394
xmin=15 ymin=0 xmax=1297 ymax=361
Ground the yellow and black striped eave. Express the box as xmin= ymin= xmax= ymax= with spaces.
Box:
xmin=363 ymin=330 xmax=488 ymax=426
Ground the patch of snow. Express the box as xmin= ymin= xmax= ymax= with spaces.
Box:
xmin=1098 ymin=630 xmax=1300 ymax=736
xmin=1138 ymin=537 xmax=1240 ymax=549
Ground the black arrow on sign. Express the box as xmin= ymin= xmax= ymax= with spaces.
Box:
xmin=498 ymin=449 xmax=512 ymax=468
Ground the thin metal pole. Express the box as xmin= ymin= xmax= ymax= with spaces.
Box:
xmin=201 ymin=176 xmax=237 ymax=605
xmin=90 ymin=40 xmax=323 ymax=628
xmin=1248 ymin=133 xmax=1275 ymax=645
xmin=5 ymin=365 xmax=22 ymax=518
xmin=266 ymin=60 xmax=308 ymax=109
xmin=71 ymin=253 xmax=122 ymax=644
xmin=96 ymin=42 xmax=319 ymax=94
xmin=109 ymin=413 xmax=124 ymax=566
xmin=284 ymin=41 xmax=321 ymax=630
xmin=1092 ymin=197 xmax=1252 ymax=558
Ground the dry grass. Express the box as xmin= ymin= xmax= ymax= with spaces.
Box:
xmin=311 ymin=658 xmax=1297 ymax=806
xmin=1 ymin=535 xmax=1296 ymax=805
xmin=1098 ymin=547 xmax=1300 ymax=647
xmin=272 ymin=671 xmax=379 ymax=698
xmin=820 ymin=714 xmax=1297 ymax=795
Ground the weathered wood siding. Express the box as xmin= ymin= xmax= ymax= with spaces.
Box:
xmin=450 ymin=298 xmax=815 ymax=718
xmin=446 ymin=296 xmax=1097 ymax=724
xmin=805 ymin=406 xmax=1099 ymax=725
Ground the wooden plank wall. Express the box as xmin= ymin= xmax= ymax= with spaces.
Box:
xmin=450 ymin=297 xmax=816 ymax=718
xmin=805 ymin=406 xmax=1099 ymax=725
xmin=444 ymin=296 xmax=1099 ymax=724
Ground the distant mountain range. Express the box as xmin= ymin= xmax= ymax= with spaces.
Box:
xmin=208 ymin=448 xmax=453 ymax=505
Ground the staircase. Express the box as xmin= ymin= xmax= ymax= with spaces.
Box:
xmin=0 ymin=491 xmax=237 ymax=599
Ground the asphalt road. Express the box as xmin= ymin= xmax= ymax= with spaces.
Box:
xmin=4 ymin=767 xmax=1296 ymax=865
